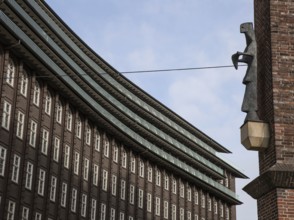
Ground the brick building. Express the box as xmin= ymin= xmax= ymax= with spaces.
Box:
xmin=242 ymin=0 xmax=294 ymax=220
xmin=0 ymin=1 xmax=246 ymax=220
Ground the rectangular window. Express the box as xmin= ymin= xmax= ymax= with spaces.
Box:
xmin=93 ymin=164 xmax=99 ymax=186
xmin=64 ymin=145 xmax=70 ymax=169
xmin=208 ymin=197 xmax=212 ymax=211
xmin=33 ymin=83 xmax=40 ymax=106
xmin=20 ymin=72 xmax=28 ymax=97
xmin=37 ymin=169 xmax=46 ymax=196
xmin=172 ymin=179 xmax=177 ymax=194
xmin=16 ymin=111 xmax=25 ymax=139
xmin=156 ymin=169 xmax=161 ymax=186
xmin=121 ymin=150 xmax=127 ymax=168
xmin=29 ymin=120 xmax=37 ymax=147
xmin=56 ymin=101 xmax=62 ymax=124
xmin=214 ymin=201 xmax=218 ymax=214
xmin=94 ymin=132 xmax=100 ymax=151
xmin=172 ymin=204 xmax=177 ymax=220
xmin=180 ymin=182 xmax=185 ymax=198
xmin=187 ymin=187 xmax=192 ymax=201
xmin=91 ymin=199 xmax=97 ymax=220
xmin=25 ymin=162 xmax=33 ymax=190
xmin=71 ymin=188 xmax=77 ymax=212
xmin=22 ymin=206 xmax=30 ymax=220
xmin=164 ymin=201 xmax=169 ymax=219
xmin=111 ymin=175 xmax=117 ymax=196
xmin=103 ymin=138 xmax=109 ymax=157
xmin=100 ymin=203 xmax=106 ymax=220
xmin=129 ymin=185 xmax=135 ymax=204
xmin=83 ymin=158 xmax=89 ymax=181
xmin=61 ymin=182 xmax=67 ymax=207
xmin=130 ymin=155 xmax=136 ymax=173
xmin=11 ymin=154 xmax=20 ymax=183
xmin=2 ymin=101 xmax=11 ymax=130
xmin=76 ymin=118 xmax=81 ymax=138
xmin=110 ymin=208 xmax=116 ymax=220
xmin=120 ymin=180 xmax=126 ymax=200
xmin=139 ymin=160 xmax=144 ymax=177
xmin=74 ymin=152 xmax=80 ymax=175
xmin=147 ymin=166 xmax=152 ymax=182
xmin=0 ymin=146 xmax=7 ymax=176
xmin=44 ymin=93 xmax=51 ymax=115
xmin=147 ymin=193 xmax=152 ymax=212
xmin=66 ymin=110 xmax=72 ymax=131
xmin=102 ymin=169 xmax=108 ymax=191
xmin=155 ymin=197 xmax=161 ymax=216
xmin=81 ymin=194 xmax=87 ymax=217
xmin=195 ymin=191 xmax=199 ymax=204
xmin=7 ymin=200 xmax=15 ymax=220
xmin=201 ymin=193 xmax=206 ymax=208
xmin=6 ymin=59 xmax=15 ymax=86
xmin=138 ymin=189 xmax=144 ymax=208
xmin=85 ymin=125 xmax=91 ymax=145
xmin=35 ymin=212 xmax=41 ymax=220
xmin=180 ymin=208 xmax=184 ymax=220
xmin=226 ymin=207 xmax=230 ymax=220
xmin=164 ymin=175 xmax=169 ymax=190
xmin=50 ymin=176 xmax=57 ymax=202
xmin=187 ymin=211 xmax=191 ymax=220
xmin=113 ymin=146 xmax=118 ymax=162
xmin=41 ymin=129 xmax=49 ymax=155
xmin=53 ymin=137 xmax=60 ymax=162
xmin=220 ymin=204 xmax=224 ymax=217
xmin=119 ymin=212 xmax=125 ymax=220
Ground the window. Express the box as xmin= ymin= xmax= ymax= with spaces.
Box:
xmin=73 ymin=152 xmax=80 ymax=175
xmin=171 ymin=204 xmax=177 ymax=220
xmin=187 ymin=187 xmax=192 ymax=201
xmin=16 ymin=111 xmax=25 ymax=139
xmin=2 ymin=101 xmax=11 ymax=130
xmin=85 ymin=124 xmax=91 ymax=145
xmin=180 ymin=182 xmax=184 ymax=198
xmin=11 ymin=154 xmax=20 ymax=183
xmin=0 ymin=146 xmax=7 ymax=176
xmin=129 ymin=217 xmax=133 ymax=220
xmin=53 ymin=137 xmax=60 ymax=162
xmin=41 ymin=129 xmax=49 ymax=155
xmin=147 ymin=166 xmax=152 ymax=182
xmin=100 ymin=203 xmax=106 ymax=220
xmin=102 ymin=169 xmax=108 ymax=191
xmin=76 ymin=116 xmax=82 ymax=138
xmin=129 ymin=185 xmax=135 ymax=204
xmin=130 ymin=155 xmax=136 ymax=173
xmin=214 ymin=201 xmax=218 ymax=214
xmin=7 ymin=200 xmax=15 ymax=220
xmin=139 ymin=160 xmax=144 ymax=177
xmin=56 ymin=101 xmax=63 ymax=123
xmin=71 ymin=188 xmax=77 ymax=212
xmin=64 ymin=145 xmax=70 ymax=169
xmin=25 ymin=162 xmax=33 ymax=190
xmin=147 ymin=193 xmax=152 ymax=212
xmin=225 ymin=174 xmax=229 ymax=187
xmin=208 ymin=197 xmax=212 ymax=211
xmin=120 ymin=180 xmax=126 ymax=200
xmin=226 ymin=207 xmax=230 ymax=220
xmin=81 ymin=194 xmax=87 ymax=217
xmin=164 ymin=201 xmax=169 ymax=219
xmin=20 ymin=71 xmax=28 ymax=97
xmin=155 ymin=197 xmax=161 ymax=216
xmin=61 ymin=182 xmax=67 ymax=207
xmin=83 ymin=158 xmax=89 ymax=181
xmin=104 ymin=137 xmax=109 ymax=157
xmin=121 ymin=149 xmax=127 ymax=168
xmin=35 ymin=212 xmax=41 ymax=220
xmin=195 ymin=214 xmax=199 ymax=220
xmin=6 ymin=58 xmax=15 ymax=86
xmin=29 ymin=120 xmax=37 ymax=147
xmin=113 ymin=145 xmax=118 ymax=162
xmin=220 ymin=204 xmax=224 ymax=217
xmin=172 ymin=178 xmax=177 ymax=194
xmin=66 ymin=109 xmax=72 ymax=131
xmin=22 ymin=206 xmax=30 ymax=220
xmin=33 ymin=82 xmax=40 ymax=106
xmin=164 ymin=174 xmax=169 ymax=190
xmin=119 ymin=212 xmax=125 ymax=220
xmin=110 ymin=208 xmax=116 ymax=220
xmin=44 ymin=93 xmax=52 ymax=115
xmin=180 ymin=208 xmax=184 ymax=220
xmin=94 ymin=131 xmax=100 ymax=151
xmin=138 ymin=189 xmax=144 ymax=208
xmin=156 ymin=169 xmax=161 ymax=186
xmin=201 ymin=193 xmax=206 ymax=208
xmin=93 ymin=164 xmax=99 ymax=186
xmin=195 ymin=191 xmax=199 ymax=204
xmin=111 ymin=175 xmax=117 ymax=196
xmin=91 ymin=199 xmax=97 ymax=220
xmin=50 ymin=176 xmax=57 ymax=202
xmin=37 ymin=169 xmax=46 ymax=196
xmin=187 ymin=211 xmax=192 ymax=220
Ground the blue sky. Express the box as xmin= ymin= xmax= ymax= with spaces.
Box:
xmin=46 ymin=1 xmax=257 ymax=219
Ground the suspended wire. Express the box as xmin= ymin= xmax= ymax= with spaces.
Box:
xmin=0 ymin=64 xmax=246 ymax=79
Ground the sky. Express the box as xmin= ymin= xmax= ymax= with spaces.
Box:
xmin=45 ymin=1 xmax=258 ymax=219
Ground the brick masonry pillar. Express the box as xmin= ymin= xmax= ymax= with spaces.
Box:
xmin=243 ymin=1 xmax=294 ymax=220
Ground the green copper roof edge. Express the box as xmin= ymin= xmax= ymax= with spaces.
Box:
xmin=0 ymin=10 xmax=239 ymax=201
xmin=23 ymin=0 xmax=221 ymax=156
xmin=5 ymin=0 xmax=223 ymax=175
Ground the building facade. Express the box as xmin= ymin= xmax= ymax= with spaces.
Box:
xmin=0 ymin=1 xmax=246 ymax=220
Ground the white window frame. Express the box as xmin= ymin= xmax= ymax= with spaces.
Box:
xmin=172 ymin=204 xmax=177 ymax=220
xmin=91 ymin=198 xmax=97 ymax=220
xmin=64 ymin=145 xmax=70 ymax=169
xmin=93 ymin=164 xmax=99 ymax=186
xmin=94 ymin=132 xmax=100 ymax=151
xmin=7 ymin=200 xmax=16 ymax=220
xmin=85 ymin=124 xmax=91 ymax=145
xmin=37 ymin=169 xmax=46 ymax=196
xmin=201 ymin=193 xmax=206 ymax=208
xmin=11 ymin=154 xmax=21 ymax=183
xmin=103 ymin=137 xmax=109 ymax=157
xmin=147 ymin=166 xmax=152 ymax=182
xmin=180 ymin=182 xmax=185 ymax=198
xmin=16 ymin=111 xmax=25 ymax=139
xmin=195 ymin=191 xmax=199 ymax=204
xmin=81 ymin=194 xmax=87 ymax=217
xmin=139 ymin=160 xmax=144 ymax=177
xmin=22 ymin=206 xmax=30 ymax=220
xmin=25 ymin=162 xmax=33 ymax=190
xmin=56 ymin=101 xmax=63 ymax=124
xmin=102 ymin=169 xmax=108 ymax=191
xmin=113 ymin=145 xmax=118 ymax=163
xmin=6 ymin=58 xmax=15 ymax=87
xmin=180 ymin=208 xmax=184 ymax=220
xmin=44 ymin=92 xmax=52 ymax=115
xmin=110 ymin=208 xmax=116 ymax=220
xmin=187 ymin=211 xmax=192 ymax=220
xmin=53 ymin=137 xmax=60 ymax=162
xmin=164 ymin=175 xmax=169 ymax=190
xmin=156 ymin=169 xmax=161 ymax=186
xmin=2 ymin=101 xmax=11 ymax=130
xmin=164 ymin=201 xmax=168 ymax=219
xmin=60 ymin=182 xmax=67 ymax=207
xmin=187 ymin=187 xmax=192 ymax=201
xmin=20 ymin=71 xmax=28 ymax=97
xmin=76 ymin=117 xmax=82 ymax=138
xmin=129 ymin=185 xmax=135 ymax=204
xmin=74 ymin=152 xmax=80 ymax=175
xmin=214 ymin=201 xmax=218 ymax=214
xmin=29 ymin=120 xmax=37 ymax=147
xmin=111 ymin=175 xmax=117 ymax=196
xmin=155 ymin=197 xmax=161 ymax=216
xmin=100 ymin=203 xmax=106 ymax=220
xmin=33 ymin=82 xmax=40 ymax=106
xmin=120 ymin=179 xmax=126 ymax=200
xmin=41 ymin=129 xmax=49 ymax=155
xmin=35 ymin=212 xmax=41 ymax=220
xmin=83 ymin=158 xmax=89 ymax=181
xmin=119 ymin=212 xmax=125 ymax=220
xmin=147 ymin=193 xmax=152 ymax=212
xmin=71 ymin=188 xmax=77 ymax=212
xmin=50 ymin=176 xmax=57 ymax=202
xmin=121 ymin=149 xmax=127 ymax=168
xmin=138 ymin=189 xmax=144 ymax=208
xmin=130 ymin=155 xmax=136 ymax=173
xmin=66 ymin=109 xmax=72 ymax=131
xmin=0 ymin=146 xmax=7 ymax=176
xmin=226 ymin=207 xmax=230 ymax=220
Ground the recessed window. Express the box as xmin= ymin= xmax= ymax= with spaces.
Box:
xmin=25 ymin=162 xmax=33 ymax=190
xmin=155 ymin=197 xmax=161 ymax=216
xmin=85 ymin=123 xmax=91 ymax=145
xmin=180 ymin=208 xmax=184 ymax=220
xmin=104 ymin=136 xmax=109 ymax=157
xmin=37 ymin=169 xmax=46 ymax=196
xmin=73 ymin=152 xmax=80 ymax=175
xmin=66 ymin=109 xmax=72 ymax=131
xmin=111 ymin=175 xmax=117 ymax=196
xmin=20 ymin=71 xmax=28 ymax=97
xmin=44 ymin=92 xmax=52 ymax=115
xmin=91 ymin=199 xmax=97 ymax=220
xmin=33 ymin=81 xmax=40 ymax=106
xmin=41 ymin=129 xmax=49 ymax=155
xmin=102 ymin=169 xmax=108 ymax=191
xmin=50 ymin=176 xmax=57 ymax=202
xmin=29 ymin=120 xmax=37 ymax=147
xmin=121 ymin=149 xmax=127 ymax=168
xmin=113 ymin=145 xmax=118 ymax=163
xmin=147 ymin=166 xmax=152 ymax=182
xmin=71 ymin=188 xmax=77 ymax=212
xmin=64 ymin=145 xmax=70 ymax=169
xmin=7 ymin=200 xmax=16 ymax=220
xmin=83 ymin=158 xmax=89 ymax=181
xmin=94 ymin=131 xmax=100 ymax=151
xmin=156 ymin=169 xmax=161 ymax=186
xmin=100 ymin=203 xmax=106 ymax=220
xmin=53 ymin=137 xmax=60 ymax=162
xmin=129 ymin=185 xmax=135 ymax=204
xmin=11 ymin=154 xmax=21 ymax=183
xmin=130 ymin=155 xmax=136 ymax=173
xmin=164 ymin=174 xmax=169 ymax=190
xmin=138 ymin=189 xmax=144 ymax=208
xmin=60 ymin=182 xmax=67 ymax=207
xmin=6 ymin=59 xmax=15 ymax=87
xmin=22 ymin=206 xmax=30 ymax=220
xmin=110 ymin=208 xmax=116 ymax=220
xmin=164 ymin=201 xmax=168 ymax=219
xmin=2 ymin=101 xmax=11 ymax=130
xmin=56 ymin=100 xmax=63 ymax=124
xmin=0 ymin=146 xmax=7 ymax=176
xmin=16 ymin=111 xmax=25 ymax=139
xmin=120 ymin=180 xmax=126 ymax=200
xmin=139 ymin=160 xmax=144 ymax=177
xmin=75 ymin=116 xmax=82 ymax=138
xmin=93 ymin=164 xmax=99 ymax=186
xmin=81 ymin=194 xmax=87 ymax=217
